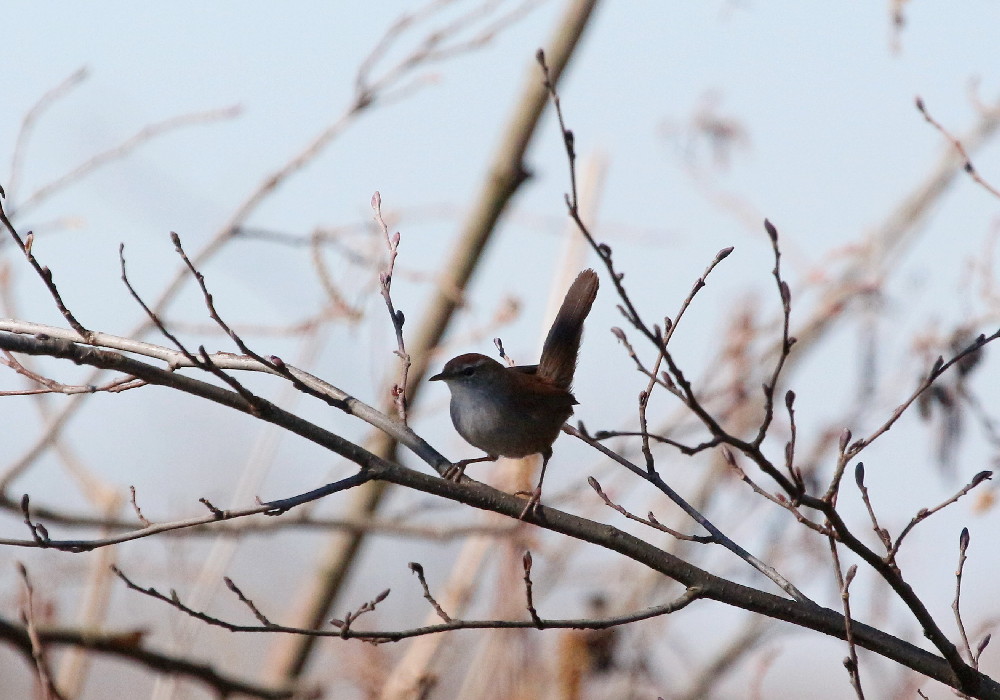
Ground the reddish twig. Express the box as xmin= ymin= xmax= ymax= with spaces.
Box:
xmin=916 ymin=97 xmax=1000 ymax=201
xmin=128 ymin=486 xmax=151 ymax=527
xmin=225 ymin=577 xmax=275 ymax=628
xmin=953 ymin=528 xmax=976 ymax=669
xmin=330 ymin=588 xmax=392 ymax=638
xmin=886 ymin=470 xmax=992 ymax=566
xmin=827 ymin=540 xmax=865 ymax=699
xmin=0 ymin=196 xmax=90 ymax=340
xmin=372 ymin=191 xmax=411 ymax=422
xmin=588 ymin=476 xmax=712 ymax=542
xmin=114 ymin=562 xmax=702 ymax=643
xmin=408 ymin=562 xmax=452 ymax=623
xmin=18 ymin=563 xmax=64 ymax=700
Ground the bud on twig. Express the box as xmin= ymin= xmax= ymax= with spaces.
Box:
xmin=764 ymin=219 xmax=778 ymax=243
xmin=839 ymin=428 xmax=852 ymax=453
xmin=930 ymin=356 xmax=944 ymax=376
xmin=971 ymin=470 xmax=992 ymax=487
xmin=780 ymin=281 xmax=791 ymax=306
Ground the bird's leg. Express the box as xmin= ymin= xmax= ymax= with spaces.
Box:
xmin=444 ymin=454 xmax=497 ymax=482
xmin=517 ymin=453 xmax=550 ymax=520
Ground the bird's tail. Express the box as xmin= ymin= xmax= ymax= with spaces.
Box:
xmin=537 ymin=269 xmax=599 ymax=389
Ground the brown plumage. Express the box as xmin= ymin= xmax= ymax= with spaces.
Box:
xmin=430 ymin=270 xmax=600 ymax=515
xmin=536 ymin=269 xmax=600 ymax=390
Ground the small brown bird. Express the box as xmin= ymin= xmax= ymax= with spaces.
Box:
xmin=430 ymin=269 xmax=599 ymax=513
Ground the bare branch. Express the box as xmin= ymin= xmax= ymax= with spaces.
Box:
xmin=588 ymin=476 xmax=713 ymax=542
xmin=853 ymin=463 xmax=893 ymax=555
xmin=372 ymin=191 xmax=412 ymax=422
xmin=567 ymin=426 xmax=811 ymax=604
xmin=17 ymin=563 xmax=65 ymax=700
xmin=225 ymin=577 xmax=276 ymax=628
xmin=916 ymin=97 xmax=1000 ymax=201
xmin=887 ymin=471 xmax=993 ymax=564
xmin=828 ymin=540 xmax=866 ymax=699
xmin=408 ymin=562 xmax=452 ymax=623
xmin=128 ymin=486 xmax=151 ymax=528
xmin=0 ymin=612 xmax=294 ymax=699
xmin=114 ymin=564 xmax=703 ymax=642
xmin=0 ymin=197 xmax=90 ymax=340
xmin=954 ymin=528 xmax=976 ymax=670
xmin=847 ymin=331 xmax=1000 ymax=460
xmin=522 ymin=551 xmax=543 ymax=628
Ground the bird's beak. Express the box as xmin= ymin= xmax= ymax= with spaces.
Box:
xmin=428 ymin=371 xmax=444 ymax=382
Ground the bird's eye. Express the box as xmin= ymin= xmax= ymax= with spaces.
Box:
xmin=461 ymin=366 xmax=475 ymax=377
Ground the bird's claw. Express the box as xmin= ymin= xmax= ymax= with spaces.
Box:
xmin=515 ymin=487 xmax=542 ymax=520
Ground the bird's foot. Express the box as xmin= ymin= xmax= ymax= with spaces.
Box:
xmin=443 ymin=455 xmax=497 ymax=482
xmin=515 ymin=487 xmax=543 ymax=520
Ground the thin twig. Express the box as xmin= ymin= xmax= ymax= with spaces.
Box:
xmin=372 ymin=191 xmax=411 ymax=422
xmin=0 ymin=612 xmax=292 ymax=699
xmin=330 ymin=588 xmax=392 ymax=638
xmin=782 ymin=389 xmax=804 ymax=494
xmin=0 ymin=350 xmax=142 ymax=396
xmin=120 ymin=241 xmax=272 ymax=417
xmin=225 ymin=577 xmax=275 ymax=627
xmin=954 ymin=528 xmax=976 ymax=669
xmin=847 ymin=331 xmax=1000 ymax=460
xmin=0 ymin=491 xmax=520 ymax=540
xmin=522 ymin=551 xmax=543 ymax=628
xmin=721 ymin=448 xmax=827 ymax=535
xmin=752 ymin=220 xmax=797 ymax=456
xmin=828 ymin=539 xmax=865 ymax=699
xmin=0 ymin=197 xmax=90 ymax=340
xmin=408 ymin=562 xmax=452 ymax=622
xmin=128 ymin=486 xmax=151 ymax=527
xmin=916 ymin=97 xmax=1000 ymax=200
xmin=853 ymin=463 xmax=893 ymax=555
xmin=567 ymin=426 xmax=812 ymax=604
xmin=114 ymin=564 xmax=702 ymax=642
xmin=4 ymin=464 xmax=373 ymax=552
xmin=588 ymin=476 xmax=712 ymax=542
xmin=18 ymin=563 xmax=64 ymax=700
xmin=887 ymin=470 xmax=992 ymax=565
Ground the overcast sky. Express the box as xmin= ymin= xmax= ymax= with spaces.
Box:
xmin=2 ymin=3 xmax=1000 ymax=697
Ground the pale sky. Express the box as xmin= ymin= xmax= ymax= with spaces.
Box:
xmin=2 ymin=3 xmax=1000 ymax=698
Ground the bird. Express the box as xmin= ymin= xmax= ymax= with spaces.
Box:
xmin=430 ymin=269 xmax=599 ymax=515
